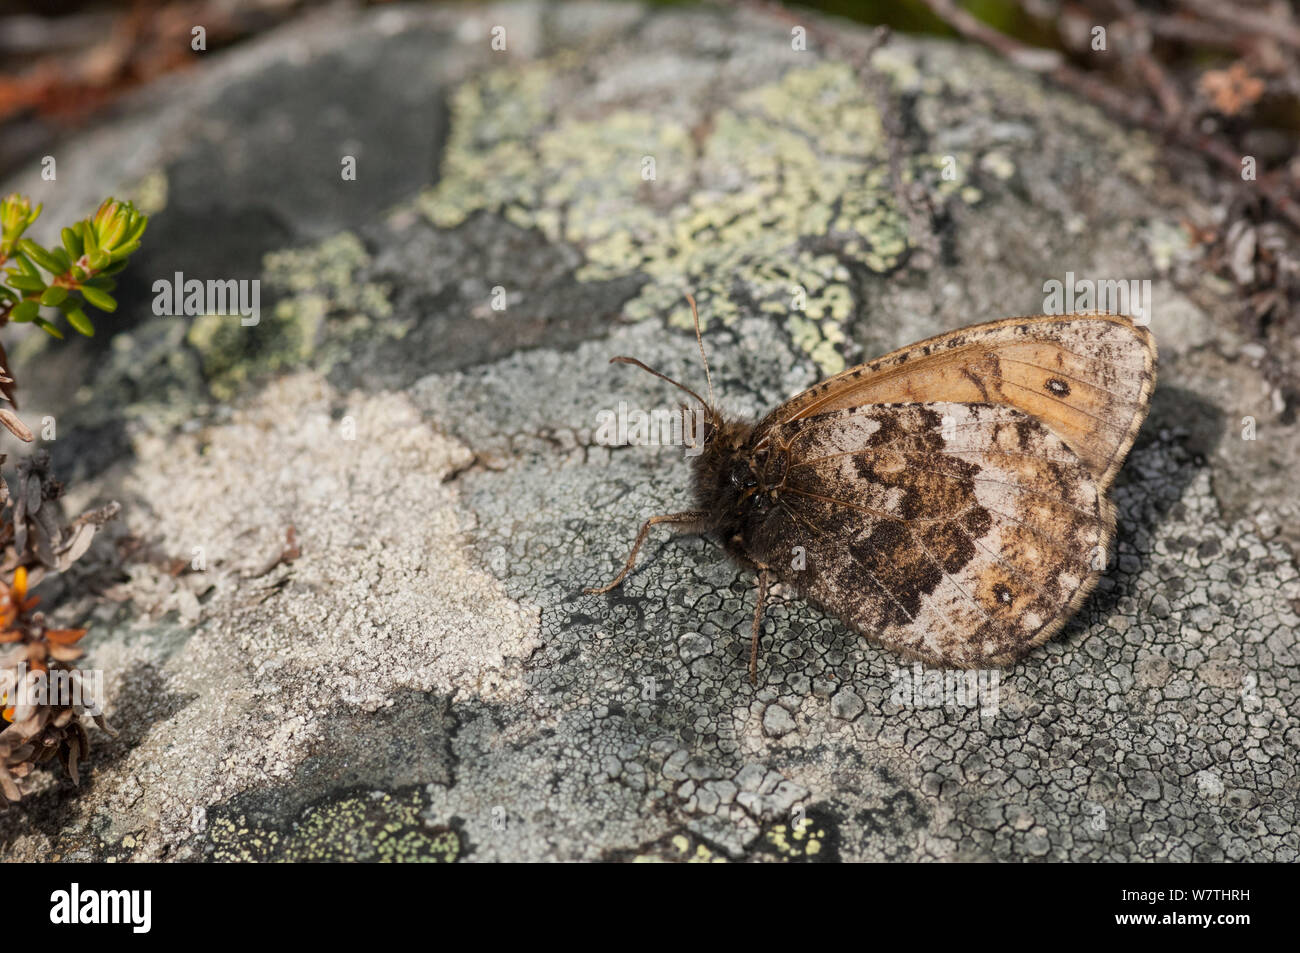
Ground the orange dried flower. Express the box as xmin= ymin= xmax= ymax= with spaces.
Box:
xmin=0 ymin=566 xmax=113 ymax=802
xmin=1199 ymin=62 xmax=1265 ymax=117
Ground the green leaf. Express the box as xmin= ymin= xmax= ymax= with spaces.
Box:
xmin=125 ymin=216 xmax=149 ymax=244
xmin=79 ymin=285 xmax=116 ymax=312
xmin=13 ymin=252 xmax=40 ymax=278
xmin=61 ymin=226 xmax=83 ymax=261
xmin=82 ymin=221 xmax=99 ymax=255
xmin=108 ymin=241 xmax=140 ymax=262
xmin=39 ymin=286 xmax=67 ymax=307
xmin=10 ymin=299 xmax=39 ymax=322
xmin=100 ymin=259 xmax=128 ymax=276
xmin=17 ymin=239 xmax=63 ymax=274
xmin=34 ymin=316 xmax=64 ymax=339
xmin=65 ymin=307 xmax=93 ymax=337
xmin=82 ymin=276 xmax=116 ymax=290
xmin=101 ymin=214 xmax=127 ymax=250
xmin=5 ymin=273 xmax=45 ymax=293
xmin=88 ymin=250 xmax=110 ymax=272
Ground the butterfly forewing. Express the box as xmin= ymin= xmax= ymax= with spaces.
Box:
xmin=761 ymin=313 xmax=1156 ymax=490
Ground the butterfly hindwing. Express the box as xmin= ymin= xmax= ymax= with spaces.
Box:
xmin=746 ymin=402 xmax=1110 ymax=667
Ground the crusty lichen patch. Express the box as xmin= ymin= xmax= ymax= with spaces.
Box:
xmin=19 ymin=371 xmax=541 ymax=859
xmin=187 ymin=232 xmax=394 ymax=399
xmin=419 ymin=60 xmax=922 ymax=375
xmin=629 ymin=832 xmax=728 ymax=863
xmin=761 ymin=820 xmax=827 ymax=860
xmin=129 ymin=168 xmax=169 ymax=216
xmin=126 ymin=371 xmax=540 ymax=706
xmin=209 ymin=788 xmax=460 ymax=862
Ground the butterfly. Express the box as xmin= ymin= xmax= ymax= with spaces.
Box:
xmin=586 ymin=296 xmax=1156 ymax=683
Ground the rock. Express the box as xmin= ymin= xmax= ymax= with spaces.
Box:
xmin=0 ymin=1 xmax=1295 ymax=862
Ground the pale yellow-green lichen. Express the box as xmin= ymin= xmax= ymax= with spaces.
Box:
xmin=419 ymin=60 xmax=918 ymax=375
xmin=188 ymin=231 xmax=393 ymax=399
xmin=871 ymin=47 xmax=924 ymax=92
xmin=186 ymin=302 xmax=315 ymax=402
xmin=424 ymin=63 xmax=561 ymax=232
xmin=128 ymin=169 xmax=169 ymax=216
xmin=979 ymin=150 xmax=1016 ymax=182
xmin=632 ymin=831 xmax=728 ymax=863
xmin=930 ymin=151 xmax=974 ymax=198
xmin=208 ymin=790 xmax=459 ymax=862
xmin=1141 ymin=218 xmax=1199 ymax=274
xmin=763 ymin=821 xmax=827 ymax=860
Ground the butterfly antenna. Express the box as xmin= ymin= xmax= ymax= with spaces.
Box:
xmin=686 ymin=293 xmax=715 ymax=407
xmin=608 ymin=357 xmax=709 ymax=410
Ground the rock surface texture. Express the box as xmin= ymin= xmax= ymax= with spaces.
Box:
xmin=0 ymin=1 xmax=1294 ymax=861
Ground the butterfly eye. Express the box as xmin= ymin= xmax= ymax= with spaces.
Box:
xmin=729 ymin=462 xmax=756 ymax=489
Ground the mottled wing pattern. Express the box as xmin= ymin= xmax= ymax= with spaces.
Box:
xmin=749 ymin=402 xmax=1110 ymax=667
xmin=762 ymin=313 xmax=1156 ymax=490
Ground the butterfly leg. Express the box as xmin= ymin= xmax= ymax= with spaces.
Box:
xmin=584 ymin=510 xmax=710 ymax=595
xmin=750 ymin=566 xmax=770 ymax=685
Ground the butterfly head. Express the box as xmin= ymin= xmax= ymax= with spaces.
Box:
xmin=605 ymin=295 xmax=767 ymax=531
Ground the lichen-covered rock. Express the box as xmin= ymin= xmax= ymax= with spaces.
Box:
xmin=0 ymin=1 xmax=1294 ymax=862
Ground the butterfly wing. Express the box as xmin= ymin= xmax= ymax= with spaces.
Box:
xmin=749 ymin=402 xmax=1110 ymax=667
xmin=760 ymin=313 xmax=1156 ymax=491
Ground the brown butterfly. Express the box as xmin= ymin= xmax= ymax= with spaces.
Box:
xmin=586 ymin=296 xmax=1156 ymax=683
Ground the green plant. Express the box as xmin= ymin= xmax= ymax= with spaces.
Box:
xmin=0 ymin=193 xmax=148 ymax=440
xmin=0 ymin=191 xmax=144 ymax=803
